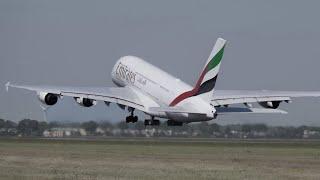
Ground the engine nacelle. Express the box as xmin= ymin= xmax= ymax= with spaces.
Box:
xmin=74 ymin=97 xmax=97 ymax=107
xmin=38 ymin=92 xmax=59 ymax=106
xmin=259 ymin=101 xmax=281 ymax=109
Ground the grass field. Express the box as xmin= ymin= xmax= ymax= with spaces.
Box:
xmin=0 ymin=138 xmax=320 ymax=180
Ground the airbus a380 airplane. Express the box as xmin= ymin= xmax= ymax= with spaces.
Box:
xmin=6 ymin=38 xmax=320 ymax=126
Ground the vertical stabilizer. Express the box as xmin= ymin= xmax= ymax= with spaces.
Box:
xmin=194 ymin=38 xmax=226 ymax=99
xmin=170 ymin=38 xmax=226 ymax=106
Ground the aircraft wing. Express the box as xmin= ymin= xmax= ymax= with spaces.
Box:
xmin=212 ymin=90 xmax=320 ymax=106
xmin=6 ymin=82 xmax=148 ymax=112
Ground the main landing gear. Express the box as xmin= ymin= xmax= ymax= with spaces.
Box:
xmin=126 ymin=108 xmax=138 ymax=123
xmin=144 ymin=116 xmax=160 ymax=126
xmin=167 ymin=120 xmax=183 ymax=126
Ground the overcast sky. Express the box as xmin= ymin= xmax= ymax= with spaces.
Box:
xmin=1 ymin=0 xmax=320 ymax=126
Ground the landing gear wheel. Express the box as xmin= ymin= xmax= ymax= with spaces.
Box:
xmin=167 ymin=120 xmax=183 ymax=126
xmin=144 ymin=119 xmax=151 ymax=126
xmin=133 ymin=116 xmax=138 ymax=123
xmin=126 ymin=116 xmax=132 ymax=123
xmin=153 ymin=120 xmax=160 ymax=126
xmin=144 ymin=118 xmax=160 ymax=126
xmin=126 ymin=115 xmax=139 ymax=123
xmin=125 ymin=108 xmax=138 ymax=123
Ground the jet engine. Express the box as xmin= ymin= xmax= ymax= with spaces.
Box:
xmin=259 ymin=101 xmax=281 ymax=109
xmin=74 ymin=97 xmax=97 ymax=107
xmin=38 ymin=92 xmax=59 ymax=106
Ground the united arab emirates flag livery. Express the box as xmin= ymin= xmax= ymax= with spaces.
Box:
xmin=170 ymin=38 xmax=226 ymax=106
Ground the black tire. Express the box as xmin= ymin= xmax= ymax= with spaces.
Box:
xmin=153 ymin=120 xmax=160 ymax=126
xmin=126 ymin=116 xmax=132 ymax=123
xmin=144 ymin=120 xmax=151 ymax=126
xmin=133 ymin=116 xmax=138 ymax=123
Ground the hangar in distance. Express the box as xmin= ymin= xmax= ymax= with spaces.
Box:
xmin=6 ymin=38 xmax=320 ymax=126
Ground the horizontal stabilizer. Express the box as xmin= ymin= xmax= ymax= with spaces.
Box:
xmin=216 ymin=107 xmax=287 ymax=114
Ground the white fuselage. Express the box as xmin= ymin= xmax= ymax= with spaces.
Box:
xmin=111 ymin=56 xmax=215 ymax=122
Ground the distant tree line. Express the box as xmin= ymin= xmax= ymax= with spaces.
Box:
xmin=1 ymin=118 xmax=320 ymax=138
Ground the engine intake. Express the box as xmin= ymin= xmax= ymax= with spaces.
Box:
xmin=38 ymin=92 xmax=59 ymax=106
xmin=259 ymin=101 xmax=281 ymax=109
xmin=75 ymin=97 xmax=97 ymax=107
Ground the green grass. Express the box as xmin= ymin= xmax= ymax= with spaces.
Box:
xmin=0 ymin=138 xmax=320 ymax=180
